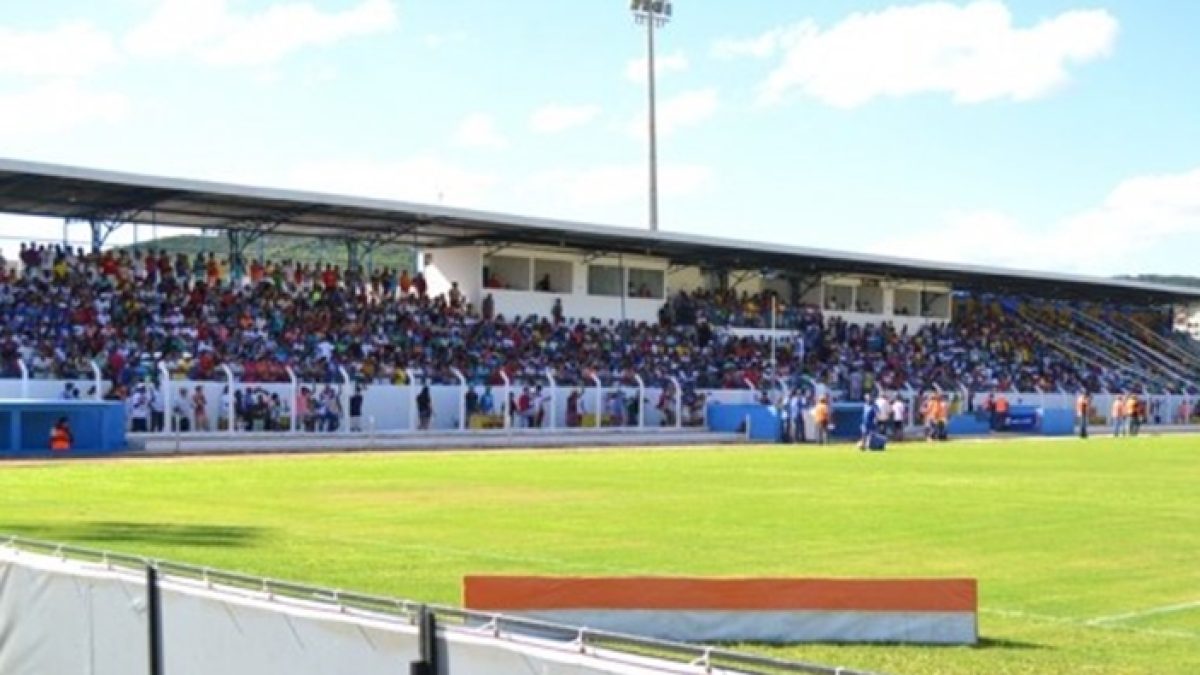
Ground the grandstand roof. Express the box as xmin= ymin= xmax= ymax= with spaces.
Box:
xmin=1 ymin=156 xmax=1197 ymax=303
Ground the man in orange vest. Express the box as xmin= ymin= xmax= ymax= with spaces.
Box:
xmin=49 ymin=417 xmax=73 ymax=453
xmin=1076 ymin=391 xmax=1091 ymax=439
xmin=934 ymin=394 xmax=950 ymax=442
xmin=812 ymin=396 xmax=831 ymax=445
xmin=994 ymin=395 xmax=1010 ymax=431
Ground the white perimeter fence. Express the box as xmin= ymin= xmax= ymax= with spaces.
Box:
xmin=2 ymin=372 xmax=1197 ymax=437
xmin=0 ymin=538 xmax=873 ymax=675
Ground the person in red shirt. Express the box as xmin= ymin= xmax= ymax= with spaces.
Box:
xmin=101 ymin=252 xmax=118 ymax=278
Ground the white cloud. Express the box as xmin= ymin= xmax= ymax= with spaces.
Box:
xmin=0 ymin=22 xmax=119 ymax=78
xmin=626 ymin=88 xmax=718 ymax=138
xmin=0 ymin=81 xmax=130 ymax=138
xmin=453 ymin=113 xmax=508 ymax=150
xmin=530 ymin=163 xmax=714 ymax=207
xmin=625 ymin=52 xmax=688 ymax=84
xmin=869 ymin=168 xmax=1200 ymax=274
xmin=125 ymin=0 xmax=398 ymax=67
xmin=722 ymin=0 xmax=1118 ymax=108
xmin=529 ymin=104 xmax=601 ymax=134
xmin=713 ymin=28 xmax=799 ymax=60
xmin=286 ymin=158 xmax=499 ymax=208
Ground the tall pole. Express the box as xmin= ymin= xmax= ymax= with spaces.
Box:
xmin=633 ymin=1 xmax=671 ymax=233
xmin=646 ymin=12 xmax=659 ymax=232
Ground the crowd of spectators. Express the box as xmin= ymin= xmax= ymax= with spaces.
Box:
xmin=0 ymin=243 xmax=1192 ymax=414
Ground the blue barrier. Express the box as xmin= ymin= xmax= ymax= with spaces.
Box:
xmin=706 ymin=404 xmax=783 ymax=441
xmin=1000 ymin=406 xmax=1040 ymax=432
xmin=1039 ymin=409 xmax=1075 ymax=436
xmin=947 ymin=414 xmax=992 ymax=436
xmin=0 ymin=400 xmax=127 ymax=457
xmin=830 ymin=404 xmax=868 ymax=440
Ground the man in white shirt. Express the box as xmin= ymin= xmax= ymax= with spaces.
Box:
xmin=875 ymin=393 xmax=891 ymax=435
xmin=891 ymin=398 xmax=908 ymax=441
xmin=129 ymin=385 xmax=150 ymax=433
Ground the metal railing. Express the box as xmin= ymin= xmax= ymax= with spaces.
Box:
xmin=0 ymin=535 xmax=881 ymax=675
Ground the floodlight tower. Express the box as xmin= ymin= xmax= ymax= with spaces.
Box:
xmin=631 ymin=0 xmax=672 ymax=232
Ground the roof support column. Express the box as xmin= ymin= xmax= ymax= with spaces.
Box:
xmin=227 ymin=230 xmax=247 ymax=283
xmin=345 ymin=239 xmax=361 ymax=290
xmin=89 ymin=219 xmax=123 ymax=254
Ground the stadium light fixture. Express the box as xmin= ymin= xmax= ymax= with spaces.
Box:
xmin=631 ymin=0 xmax=673 ymax=233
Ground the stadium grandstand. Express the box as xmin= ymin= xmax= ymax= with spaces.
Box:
xmin=0 ymin=157 xmax=1199 ymax=447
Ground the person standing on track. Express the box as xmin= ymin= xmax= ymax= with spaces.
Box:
xmin=813 ymin=395 xmax=830 ymax=445
xmin=858 ymin=394 xmax=878 ymax=451
xmin=1076 ymin=391 xmax=1092 ymax=439
xmin=1126 ymin=394 xmax=1141 ymax=437
xmin=891 ymin=397 xmax=907 ymax=442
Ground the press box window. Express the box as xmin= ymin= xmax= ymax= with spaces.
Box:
xmin=627 ymin=268 xmax=664 ymax=299
xmin=533 ymin=259 xmax=573 ymax=293
xmin=588 ymin=265 xmax=623 ymax=297
xmin=482 ymin=256 xmax=531 ymax=291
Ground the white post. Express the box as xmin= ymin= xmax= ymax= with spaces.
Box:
xmin=770 ymin=295 xmax=778 ymax=379
xmin=451 ymin=367 xmax=468 ymax=431
xmin=588 ymin=372 xmax=603 ymax=429
xmin=17 ymin=360 xmax=29 ymax=399
xmin=499 ymin=370 xmax=512 ymax=431
xmin=220 ymin=364 xmax=236 ymax=435
xmin=667 ymin=375 xmax=683 ymax=429
xmin=742 ymin=377 xmax=756 ymax=405
xmin=406 ymin=369 xmax=419 ymax=432
xmin=90 ymin=360 xmax=103 ymax=401
xmin=338 ymin=366 xmax=352 ymax=434
xmin=286 ymin=367 xmax=299 ymax=433
xmin=633 ymin=374 xmax=646 ymax=429
xmin=544 ymin=368 xmax=558 ymax=430
xmin=158 ymin=363 xmax=171 ymax=433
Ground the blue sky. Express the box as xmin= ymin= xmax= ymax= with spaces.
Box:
xmin=1 ymin=0 xmax=1198 ymax=276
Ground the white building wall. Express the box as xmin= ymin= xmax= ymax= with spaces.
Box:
xmin=423 ymin=247 xmax=481 ymax=301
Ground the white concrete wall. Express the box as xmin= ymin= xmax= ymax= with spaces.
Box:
xmin=433 ymin=246 xmax=668 ymax=324
xmin=424 ymin=246 xmax=481 ymax=301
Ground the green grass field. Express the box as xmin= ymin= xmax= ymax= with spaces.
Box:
xmin=2 ymin=436 xmax=1197 ymax=674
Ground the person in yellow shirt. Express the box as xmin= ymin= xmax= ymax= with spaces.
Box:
xmin=812 ymin=396 xmax=831 ymax=445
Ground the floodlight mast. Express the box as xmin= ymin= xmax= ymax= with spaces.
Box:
xmin=631 ymin=0 xmax=672 ymax=233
